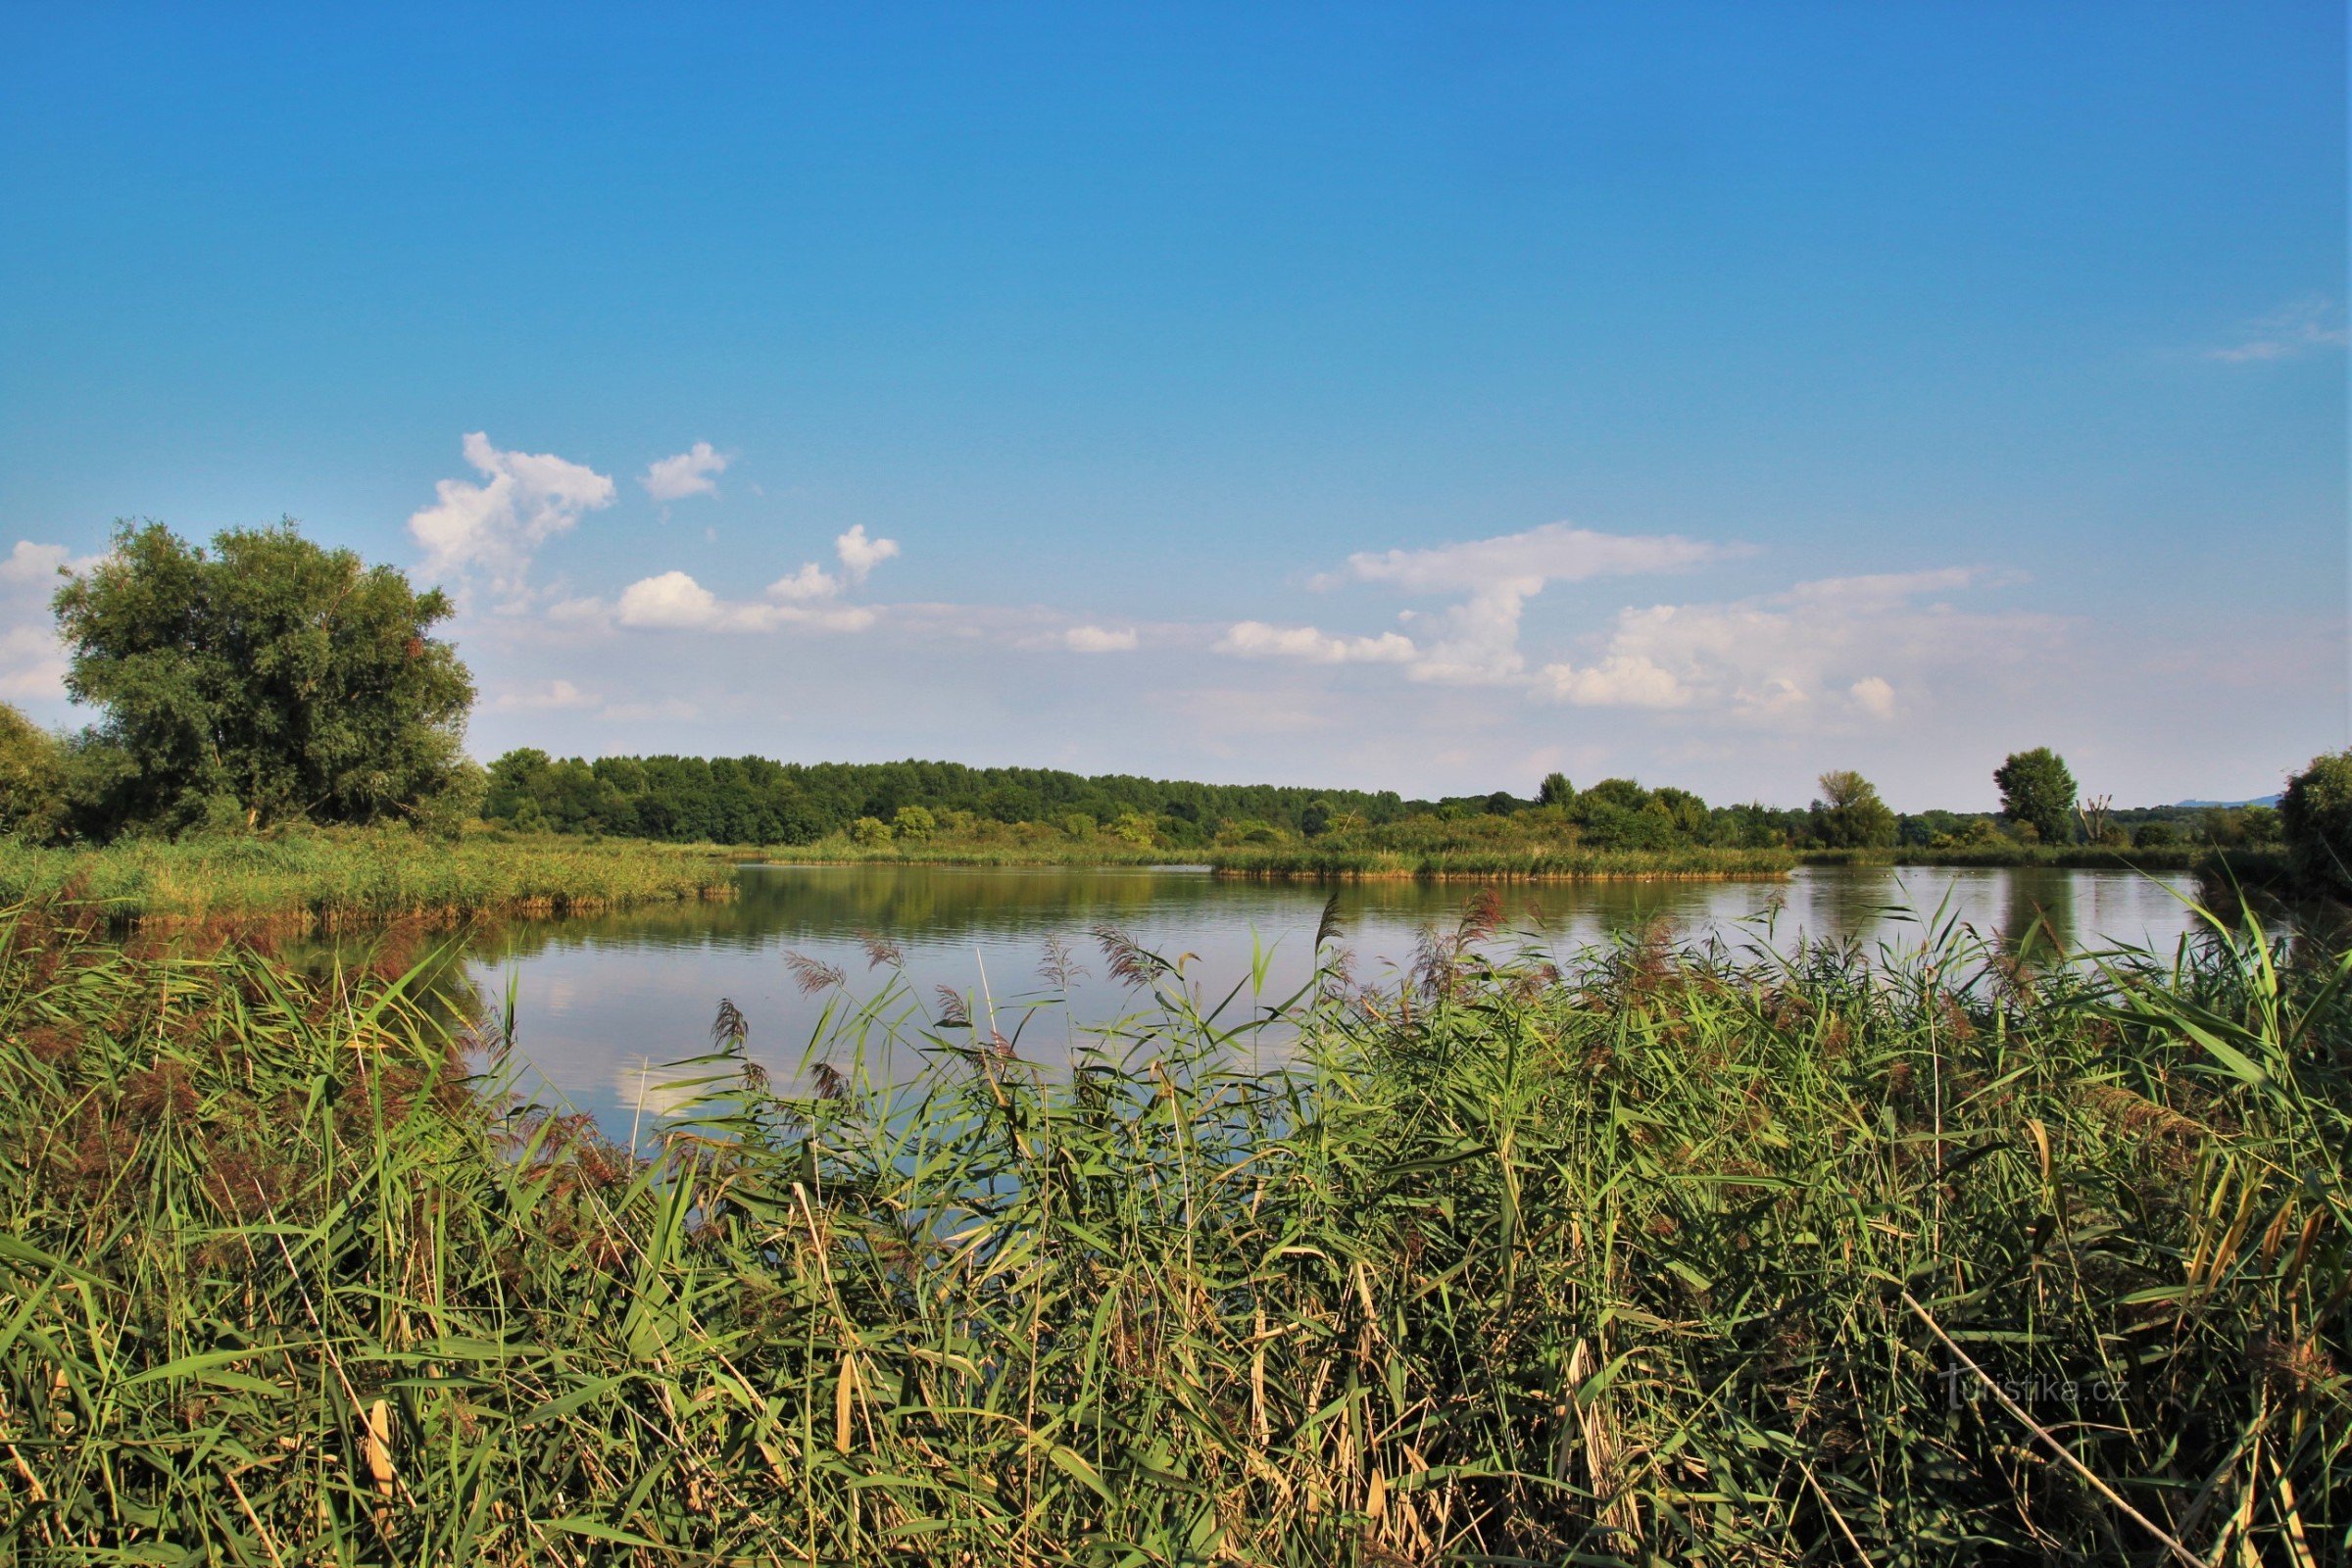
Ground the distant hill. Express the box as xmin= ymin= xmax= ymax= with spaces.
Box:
xmin=2170 ymin=795 xmax=2281 ymax=809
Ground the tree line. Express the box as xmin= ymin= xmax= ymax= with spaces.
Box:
xmin=0 ymin=518 xmax=2330 ymax=880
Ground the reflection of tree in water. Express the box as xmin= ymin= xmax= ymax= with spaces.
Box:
xmin=271 ymin=924 xmax=489 ymax=1040
xmin=1999 ymin=870 xmax=2078 ymax=961
xmin=464 ymin=866 xmax=1494 ymax=968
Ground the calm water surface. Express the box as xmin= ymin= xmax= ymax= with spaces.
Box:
xmin=440 ymin=862 xmax=2200 ymax=1132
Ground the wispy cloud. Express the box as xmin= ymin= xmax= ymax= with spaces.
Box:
xmin=640 ymin=442 xmax=728 ymax=502
xmin=1318 ymin=520 xmax=1729 ymax=594
xmin=409 ymin=432 xmax=615 ymax=601
xmin=2208 ymin=296 xmax=2350 ymax=364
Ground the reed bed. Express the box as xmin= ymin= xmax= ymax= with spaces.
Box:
xmin=0 ymin=892 xmax=2344 ymax=1565
xmin=0 ymin=829 xmax=735 ymax=929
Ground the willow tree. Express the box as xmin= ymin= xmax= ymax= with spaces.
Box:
xmin=54 ymin=520 xmax=475 ymax=833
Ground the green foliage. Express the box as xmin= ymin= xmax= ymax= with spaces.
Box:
xmin=891 ymin=804 xmax=937 ymax=840
xmin=0 ymin=702 xmax=65 ymax=841
xmin=850 ymin=814 xmax=894 ymax=846
xmin=2281 ymin=748 xmax=2352 ymax=893
xmin=1808 ymin=767 xmax=1897 ymax=849
xmin=1537 ymin=769 xmax=1575 ymax=808
xmin=53 ymin=520 xmax=474 ymax=836
xmin=1993 ymin=746 xmax=2077 ymax=846
xmin=0 ymin=828 xmax=731 ymax=925
xmin=0 ymin=899 xmax=2341 ymax=1562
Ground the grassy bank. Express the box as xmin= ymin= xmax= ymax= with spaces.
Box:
xmin=767 ymin=835 xmax=1175 ymax=868
xmin=1205 ymin=842 xmax=1795 ymax=880
xmin=770 ymin=831 xmax=1797 ymax=880
xmin=1800 ymin=843 xmax=2277 ymax=873
xmin=0 ymin=828 xmax=735 ymax=929
xmin=0 ymin=895 xmax=2343 ymax=1563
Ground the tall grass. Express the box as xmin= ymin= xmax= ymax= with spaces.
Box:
xmin=0 ymin=892 xmax=2343 ymax=1563
xmin=0 ymin=828 xmax=735 ymax=929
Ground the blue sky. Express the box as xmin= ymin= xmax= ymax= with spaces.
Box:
xmin=0 ymin=2 xmax=2342 ymax=808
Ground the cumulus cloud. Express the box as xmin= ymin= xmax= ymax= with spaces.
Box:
xmin=409 ymin=431 xmax=615 ymax=597
xmin=1541 ymin=654 xmax=1691 ymax=709
xmin=640 ymin=442 xmax=728 ymax=503
xmin=1275 ymin=520 xmax=1740 ymax=687
xmin=0 ymin=541 xmax=90 ymax=586
xmin=1535 ymin=567 xmax=2054 ymax=729
xmin=834 ymin=524 xmax=899 ymax=583
xmin=1847 ymin=675 xmax=1897 ymax=718
xmin=613 ymin=570 xmax=879 ymax=634
xmin=1214 ymin=621 xmax=1418 ymax=664
xmin=589 ymin=522 xmax=902 ymax=638
xmin=0 ymin=540 xmax=102 ymax=705
xmin=1064 ymin=625 xmax=1139 ymax=654
xmin=2209 ymin=296 xmax=2350 ymax=364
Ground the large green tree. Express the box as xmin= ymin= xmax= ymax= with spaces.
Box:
xmin=54 ymin=520 xmax=475 ymax=833
xmin=1809 ymin=768 xmax=1896 ymax=849
xmin=1993 ymin=747 xmax=2076 ymax=845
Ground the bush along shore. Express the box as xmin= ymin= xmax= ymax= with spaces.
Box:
xmin=0 ymin=828 xmax=736 ymax=931
xmin=0 ymin=891 xmax=2344 ymax=1564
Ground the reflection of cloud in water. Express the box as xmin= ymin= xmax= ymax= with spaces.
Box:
xmin=463 ymin=864 xmax=2204 ymax=1139
xmin=613 ymin=1056 xmax=705 ymax=1119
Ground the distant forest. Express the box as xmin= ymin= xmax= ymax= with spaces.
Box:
xmin=479 ymin=749 xmax=2279 ymax=853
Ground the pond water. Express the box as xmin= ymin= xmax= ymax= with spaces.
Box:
xmin=414 ymin=862 xmax=2203 ymax=1134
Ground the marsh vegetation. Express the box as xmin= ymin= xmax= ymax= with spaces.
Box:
xmin=0 ymin=888 xmax=2343 ymax=1563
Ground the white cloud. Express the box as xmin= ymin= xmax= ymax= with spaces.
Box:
xmin=0 ymin=541 xmax=95 ymax=586
xmin=409 ymin=431 xmax=615 ymax=597
xmin=613 ymin=570 xmax=878 ymax=634
xmin=1064 ymin=625 xmax=1139 ymax=654
xmin=1215 ymin=621 xmax=1418 ymax=664
xmin=834 ymin=524 xmax=899 ymax=583
xmin=0 ymin=542 xmax=101 ymax=706
xmin=492 ymin=678 xmax=600 ymax=710
xmin=0 ymin=625 xmax=66 ymax=703
xmin=1847 ymin=675 xmax=1897 ymax=719
xmin=640 ymin=442 xmax=728 ymax=503
xmin=1533 ymin=567 xmax=2054 ymax=729
xmin=766 ymin=562 xmax=840 ymax=602
xmin=1542 ymin=654 xmax=1691 ymax=709
xmin=571 ymin=521 xmax=901 ymax=639
xmin=2209 ymin=296 xmax=2350 ymax=364
xmin=1286 ymin=520 xmax=1739 ymax=687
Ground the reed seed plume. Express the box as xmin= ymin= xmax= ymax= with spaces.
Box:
xmin=1091 ymin=920 xmax=1169 ymax=988
xmin=784 ymin=949 xmax=847 ymax=995
xmin=856 ymin=928 xmax=904 ymax=970
xmin=1038 ymin=932 xmax=1086 ymax=990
